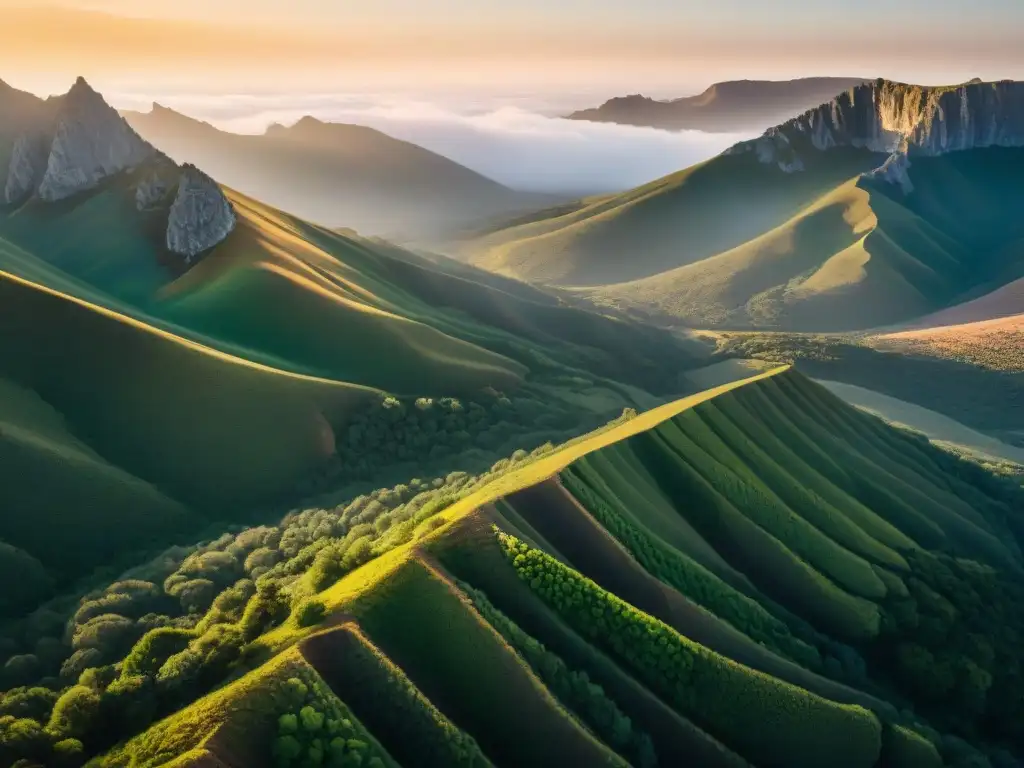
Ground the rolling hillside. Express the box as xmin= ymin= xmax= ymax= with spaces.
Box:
xmin=567 ymin=77 xmax=866 ymax=132
xmin=865 ymin=273 xmax=1024 ymax=372
xmin=461 ymin=79 xmax=1024 ymax=333
xmin=123 ymin=105 xmax=554 ymax=240
xmin=0 ymin=78 xmax=706 ymax=600
xmin=9 ymin=367 xmax=1021 ymax=767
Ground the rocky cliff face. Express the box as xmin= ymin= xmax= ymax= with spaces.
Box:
xmin=3 ymin=132 xmax=50 ymax=204
xmin=36 ymin=78 xmax=157 ymax=202
xmin=1 ymin=77 xmax=236 ymax=265
xmin=165 ymin=165 xmax=236 ymax=262
xmin=727 ymin=79 xmax=1024 ymax=190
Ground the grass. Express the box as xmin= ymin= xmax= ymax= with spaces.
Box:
xmin=0 ymin=176 xmax=704 ymax=591
xmin=81 ymin=365 xmax=1024 ymax=767
xmin=347 ymin=557 xmax=628 ymax=767
xmin=459 ymin=148 xmax=880 ymax=289
xmin=461 ymin=137 xmax=1024 ymax=335
xmin=0 ymin=376 xmax=194 ymax=575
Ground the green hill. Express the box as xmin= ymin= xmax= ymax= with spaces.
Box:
xmin=460 ymin=80 xmax=1024 ymax=333
xmin=5 ymin=367 xmax=1021 ymax=767
xmin=0 ymin=80 xmax=709 ymax=607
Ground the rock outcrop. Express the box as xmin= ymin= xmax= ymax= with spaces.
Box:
xmin=37 ymin=78 xmax=156 ymax=202
xmin=863 ymin=150 xmax=914 ymax=194
xmin=135 ymin=168 xmax=174 ymax=210
xmin=1 ymin=77 xmax=236 ymax=265
xmin=3 ymin=132 xmax=50 ymax=204
xmin=727 ymin=79 xmax=1024 ymax=192
xmin=165 ymin=165 xmax=236 ymax=262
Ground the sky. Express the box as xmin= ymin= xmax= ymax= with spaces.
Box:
xmin=0 ymin=1 xmax=1022 ymax=97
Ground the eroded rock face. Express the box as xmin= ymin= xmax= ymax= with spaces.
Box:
xmin=36 ymin=77 xmax=157 ymax=202
xmin=166 ymin=165 xmax=236 ymax=262
xmin=135 ymin=169 xmax=174 ymax=210
xmin=788 ymin=79 xmax=1024 ymax=156
xmin=727 ymin=79 xmax=1024 ymax=193
xmin=3 ymin=132 xmax=50 ymax=204
xmin=863 ymin=151 xmax=914 ymax=194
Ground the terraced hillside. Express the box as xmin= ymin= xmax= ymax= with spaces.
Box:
xmin=0 ymin=80 xmax=704 ymax=602
xmin=459 ymin=79 xmax=1024 ymax=333
xmin=10 ymin=368 xmax=1018 ymax=767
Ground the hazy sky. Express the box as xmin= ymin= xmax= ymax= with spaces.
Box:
xmin=0 ymin=1 xmax=1021 ymax=97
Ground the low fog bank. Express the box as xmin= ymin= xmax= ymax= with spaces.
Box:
xmin=113 ymin=90 xmax=751 ymax=196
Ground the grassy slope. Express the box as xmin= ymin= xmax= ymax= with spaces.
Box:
xmin=96 ymin=366 xmax=1021 ymax=766
xmin=870 ymin=313 xmax=1024 ymax=372
xmin=461 ymin=138 xmax=1024 ymax=333
xmin=0 ymin=376 xmax=194 ymax=574
xmin=458 ymin=149 xmax=880 ymax=287
xmin=0 ymin=175 xmax=708 ymax=586
xmin=817 ymin=379 xmax=1024 ymax=464
xmin=0 ymin=264 xmax=375 ymax=512
xmin=585 ymin=176 xmax=973 ymax=331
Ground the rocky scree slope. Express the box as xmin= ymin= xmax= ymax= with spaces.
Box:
xmin=728 ymin=78 xmax=1024 ymax=192
xmin=1 ymin=76 xmax=235 ymax=263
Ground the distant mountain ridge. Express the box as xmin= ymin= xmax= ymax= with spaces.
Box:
xmin=733 ymin=78 xmax=1024 ymax=191
xmin=566 ymin=77 xmax=867 ymax=132
xmin=462 ymin=77 xmax=1024 ymax=334
xmin=123 ymin=104 xmax=557 ymax=241
xmin=0 ymin=76 xmax=235 ymax=262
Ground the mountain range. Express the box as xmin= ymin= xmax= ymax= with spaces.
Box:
xmin=0 ymin=76 xmax=704 ymax=601
xmin=122 ymin=104 xmax=556 ymax=241
xmin=567 ymin=77 xmax=867 ymax=132
xmin=2 ymin=71 xmax=1024 ymax=768
xmin=463 ymin=78 xmax=1024 ymax=334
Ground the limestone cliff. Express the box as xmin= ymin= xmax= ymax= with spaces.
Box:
xmin=727 ymin=79 xmax=1024 ymax=191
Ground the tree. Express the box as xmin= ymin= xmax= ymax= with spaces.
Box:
xmin=0 ymin=542 xmax=51 ymax=614
xmin=295 ymin=600 xmax=327 ymax=628
xmin=2 ymin=656 xmax=40 ymax=688
xmin=59 ymin=649 xmax=102 ymax=684
xmin=0 ymin=688 xmax=58 ymax=721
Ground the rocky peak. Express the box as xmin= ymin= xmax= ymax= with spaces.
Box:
xmin=2 ymin=76 xmax=236 ymax=264
xmin=36 ymin=76 xmax=157 ymax=201
xmin=165 ymin=164 xmax=236 ymax=263
xmin=727 ymin=79 xmax=1024 ymax=192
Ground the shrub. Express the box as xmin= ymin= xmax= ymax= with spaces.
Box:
xmin=462 ymin=582 xmax=656 ymax=767
xmin=295 ymin=600 xmax=327 ymax=628
xmin=880 ymin=724 xmax=942 ymax=768
xmin=47 ymin=686 xmax=102 ymax=741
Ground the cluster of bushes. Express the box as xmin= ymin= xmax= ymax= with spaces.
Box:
xmin=271 ymin=675 xmax=389 ymax=768
xmin=311 ymin=627 xmax=489 ymax=768
xmin=0 ymin=443 xmax=565 ymax=767
xmin=876 ymin=549 xmax=1024 ymax=753
xmin=0 ymin=543 xmax=52 ymax=617
xmin=460 ymin=581 xmax=657 ymax=767
xmin=324 ymin=391 xmax=583 ymax=485
xmin=497 ymin=531 xmax=883 ymax=768
xmin=561 ymin=466 xmax=821 ymax=670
